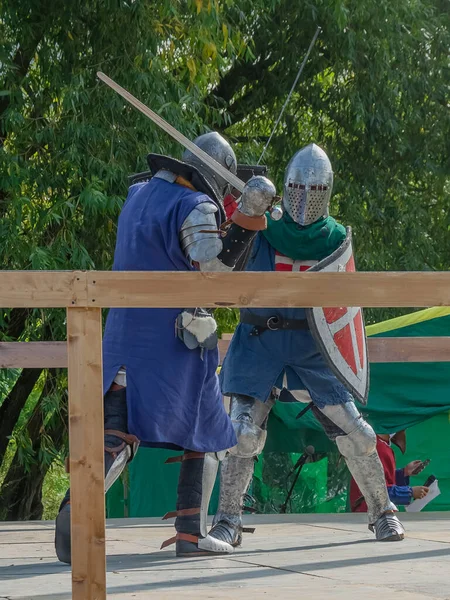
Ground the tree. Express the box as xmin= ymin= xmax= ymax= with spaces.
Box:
xmin=1 ymin=0 xmax=448 ymax=518
xmin=209 ymin=0 xmax=449 ymax=287
xmin=0 ymin=0 xmax=247 ymax=518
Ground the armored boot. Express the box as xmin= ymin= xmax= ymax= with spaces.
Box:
xmin=370 ymin=511 xmax=405 ymax=541
xmin=209 ymin=393 xmax=274 ymax=548
xmin=209 ymin=454 xmax=255 ymax=547
xmin=55 ymin=387 xmax=139 ymax=564
xmin=344 ymin=449 xmax=405 ymax=540
xmin=316 ymin=403 xmax=405 ymax=542
xmin=161 ymin=452 xmax=234 ymax=556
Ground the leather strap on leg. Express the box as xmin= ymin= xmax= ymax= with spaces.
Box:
xmin=66 ymin=430 xmax=140 ymax=471
xmin=162 ymin=452 xmax=204 ymax=524
xmin=104 ymin=430 xmax=140 ymax=460
xmin=165 ymin=452 xmax=204 ymax=464
xmin=160 ymin=532 xmax=198 ymax=550
xmin=162 ymin=507 xmax=200 ymax=520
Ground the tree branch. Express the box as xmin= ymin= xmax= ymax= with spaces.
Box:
xmin=0 ymin=368 xmax=43 ymax=467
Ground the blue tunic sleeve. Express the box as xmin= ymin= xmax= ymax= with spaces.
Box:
xmin=388 ymin=484 xmax=413 ymax=505
xmin=395 ymin=468 xmax=410 ymax=486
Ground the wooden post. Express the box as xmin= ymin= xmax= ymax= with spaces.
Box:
xmin=67 ymin=307 xmax=106 ymax=600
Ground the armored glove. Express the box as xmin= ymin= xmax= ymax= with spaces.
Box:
xmin=176 ymin=308 xmax=218 ymax=351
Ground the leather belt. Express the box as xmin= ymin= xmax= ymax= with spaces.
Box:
xmin=240 ymin=313 xmax=309 ymax=336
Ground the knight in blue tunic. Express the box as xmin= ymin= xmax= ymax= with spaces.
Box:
xmin=209 ymin=144 xmax=406 ymax=549
xmin=55 ymin=132 xmax=277 ymax=563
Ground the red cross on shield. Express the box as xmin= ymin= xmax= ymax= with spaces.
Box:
xmin=306 ymin=228 xmax=369 ymax=404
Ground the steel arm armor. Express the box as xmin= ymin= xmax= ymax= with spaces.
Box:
xmin=180 ymin=202 xmax=253 ymax=272
xmin=180 ymin=202 xmax=224 ymax=265
xmin=180 ymin=175 xmax=276 ymax=271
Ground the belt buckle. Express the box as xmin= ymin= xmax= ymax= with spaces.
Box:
xmin=266 ymin=316 xmax=280 ymax=331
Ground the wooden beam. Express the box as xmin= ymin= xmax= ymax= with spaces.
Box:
xmin=86 ymin=271 xmax=450 ymax=308
xmin=0 ymin=271 xmax=87 ymax=307
xmin=218 ymin=338 xmax=231 ymax=365
xmin=1 ymin=336 xmax=450 ymax=369
xmin=219 ymin=336 xmax=450 ymax=365
xmin=368 ymin=337 xmax=450 ymax=363
xmin=67 ymin=308 xmax=106 ymax=600
xmin=1 ymin=270 xmax=450 ymax=308
xmin=0 ymin=342 xmax=67 ymax=368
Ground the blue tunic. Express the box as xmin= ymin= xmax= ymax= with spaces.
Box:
xmin=220 ymin=234 xmax=352 ymax=408
xmin=103 ymin=178 xmax=237 ymax=452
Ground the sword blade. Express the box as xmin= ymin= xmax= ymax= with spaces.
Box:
xmin=257 ymin=26 xmax=321 ymax=164
xmin=97 ymin=72 xmax=245 ymax=193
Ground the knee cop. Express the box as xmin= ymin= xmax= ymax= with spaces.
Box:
xmin=335 ymin=417 xmax=377 ymax=458
xmin=315 ymin=402 xmax=377 ymax=459
xmin=228 ymin=394 xmax=274 ymax=459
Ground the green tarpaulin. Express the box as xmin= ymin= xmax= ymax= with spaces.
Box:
xmin=107 ymin=307 xmax=450 ymax=517
xmin=266 ymin=307 xmax=450 ymax=450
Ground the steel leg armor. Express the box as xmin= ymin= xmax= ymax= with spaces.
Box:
xmin=314 ymin=403 xmax=405 ymax=541
xmin=103 ymin=388 xmax=140 ymax=492
xmin=55 ymin=387 xmax=139 ymax=564
xmin=161 ymin=451 xmax=234 ymax=556
xmin=210 ymin=394 xmax=275 ymax=546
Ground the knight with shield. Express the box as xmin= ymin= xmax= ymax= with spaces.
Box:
xmin=209 ymin=143 xmax=406 ymax=548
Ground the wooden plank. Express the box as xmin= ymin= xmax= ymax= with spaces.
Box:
xmin=218 ymin=336 xmax=450 ymax=365
xmin=1 ymin=336 xmax=450 ymax=370
xmin=86 ymin=271 xmax=450 ymax=308
xmin=368 ymin=337 xmax=450 ymax=363
xmin=0 ymin=271 xmax=87 ymax=307
xmin=218 ymin=338 xmax=231 ymax=365
xmin=67 ymin=307 xmax=105 ymax=600
xmin=0 ymin=270 xmax=449 ymax=308
xmin=0 ymin=342 xmax=67 ymax=368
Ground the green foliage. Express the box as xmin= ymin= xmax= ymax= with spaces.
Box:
xmin=215 ymin=308 xmax=239 ymax=336
xmin=215 ymin=0 xmax=450 ymax=323
xmin=42 ymin=461 xmax=69 ymax=520
xmin=0 ymin=0 xmax=448 ymax=517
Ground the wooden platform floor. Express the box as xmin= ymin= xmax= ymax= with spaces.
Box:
xmin=1 ymin=513 xmax=450 ymax=599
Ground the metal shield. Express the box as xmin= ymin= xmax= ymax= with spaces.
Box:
xmin=305 ymin=228 xmax=369 ymax=404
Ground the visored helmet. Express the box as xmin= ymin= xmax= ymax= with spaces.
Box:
xmin=283 ymin=143 xmax=333 ymax=226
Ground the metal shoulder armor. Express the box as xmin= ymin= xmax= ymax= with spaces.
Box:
xmin=180 ymin=202 xmax=223 ymax=265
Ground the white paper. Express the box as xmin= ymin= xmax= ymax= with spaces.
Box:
xmin=405 ymin=479 xmax=440 ymax=512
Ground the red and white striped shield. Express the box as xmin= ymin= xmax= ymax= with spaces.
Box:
xmin=304 ymin=228 xmax=369 ymax=404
